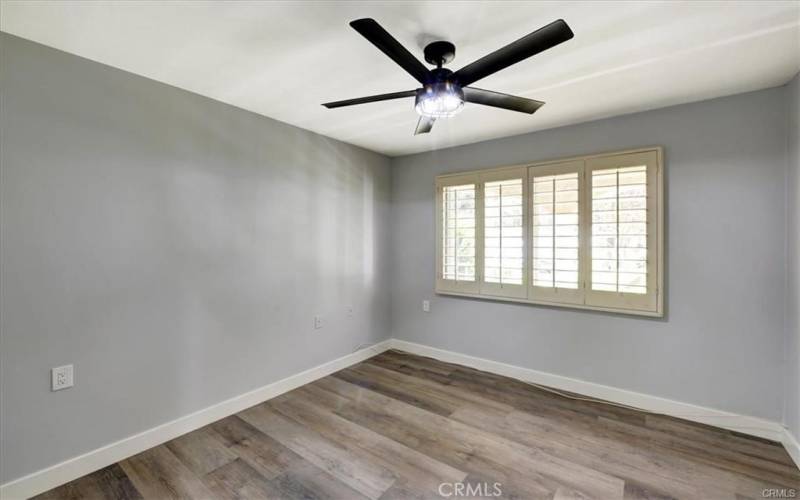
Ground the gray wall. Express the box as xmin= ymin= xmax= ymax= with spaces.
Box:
xmin=1 ymin=28 xmax=796 ymax=488
xmin=0 ymin=33 xmax=391 ymax=484
xmin=787 ymin=72 xmax=800 ymax=441
xmin=390 ymin=87 xmax=789 ymax=422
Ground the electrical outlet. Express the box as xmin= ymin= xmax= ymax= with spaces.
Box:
xmin=51 ymin=365 xmax=73 ymax=391
xmin=347 ymin=306 xmax=353 ymax=317
xmin=314 ymin=316 xmax=323 ymax=329
xmin=422 ymin=300 xmax=430 ymax=312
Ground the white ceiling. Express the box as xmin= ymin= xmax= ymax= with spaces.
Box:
xmin=2 ymin=1 xmax=799 ymax=157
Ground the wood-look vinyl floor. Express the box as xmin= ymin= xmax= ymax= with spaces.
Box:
xmin=35 ymin=350 xmax=800 ymax=499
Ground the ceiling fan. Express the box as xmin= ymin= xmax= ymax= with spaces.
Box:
xmin=322 ymin=18 xmax=574 ymax=135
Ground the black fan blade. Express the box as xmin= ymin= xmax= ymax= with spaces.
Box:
xmin=453 ymin=19 xmax=573 ymax=87
xmin=414 ymin=116 xmax=436 ymax=135
xmin=350 ymin=19 xmax=431 ymax=84
xmin=463 ymin=87 xmax=544 ymax=114
xmin=323 ymin=90 xmax=417 ymax=109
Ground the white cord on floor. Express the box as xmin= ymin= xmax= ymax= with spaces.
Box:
xmin=352 ymin=342 xmax=379 ymax=353
xmin=357 ymin=348 xmax=782 ymax=437
xmin=517 ymin=379 xmax=781 ymax=436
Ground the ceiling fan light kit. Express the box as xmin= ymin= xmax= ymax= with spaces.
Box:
xmin=415 ymin=82 xmax=464 ymax=118
xmin=322 ymin=18 xmax=574 ymax=135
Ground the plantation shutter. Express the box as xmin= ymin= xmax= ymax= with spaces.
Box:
xmin=436 ymin=174 xmax=480 ymax=293
xmin=585 ymin=151 xmax=660 ymax=312
xmin=529 ymin=161 xmax=584 ymax=304
xmin=434 ymin=147 xmax=663 ymax=317
xmin=480 ymin=168 xmax=527 ymax=298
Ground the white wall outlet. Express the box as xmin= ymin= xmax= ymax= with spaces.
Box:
xmin=347 ymin=306 xmax=353 ymax=317
xmin=314 ymin=316 xmax=323 ymax=329
xmin=422 ymin=300 xmax=430 ymax=312
xmin=51 ymin=365 xmax=73 ymax=391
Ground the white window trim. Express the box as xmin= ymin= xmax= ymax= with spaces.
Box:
xmin=434 ymin=147 xmax=664 ymax=317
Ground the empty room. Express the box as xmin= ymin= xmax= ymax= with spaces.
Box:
xmin=1 ymin=1 xmax=799 ymax=498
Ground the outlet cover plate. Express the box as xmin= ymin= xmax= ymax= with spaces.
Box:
xmin=51 ymin=365 xmax=74 ymax=391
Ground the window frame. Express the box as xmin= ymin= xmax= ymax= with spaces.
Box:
xmin=434 ymin=146 xmax=664 ymax=317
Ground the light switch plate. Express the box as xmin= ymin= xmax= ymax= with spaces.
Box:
xmin=51 ymin=365 xmax=73 ymax=391
xmin=314 ymin=316 xmax=323 ymax=329
xmin=422 ymin=300 xmax=430 ymax=312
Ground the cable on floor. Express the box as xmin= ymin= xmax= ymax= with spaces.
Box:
xmin=517 ymin=379 xmax=782 ymax=437
xmin=349 ymin=346 xmax=783 ymax=438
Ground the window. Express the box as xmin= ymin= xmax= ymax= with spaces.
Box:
xmin=435 ymin=148 xmax=663 ymax=316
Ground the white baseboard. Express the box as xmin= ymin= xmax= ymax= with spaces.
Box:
xmin=388 ymin=339 xmax=788 ymax=444
xmin=3 ymin=337 xmax=797 ymax=499
xmin=0 ymin=340 xmax=393 ymax=500
xmin=783 ymin=427 xmax=800 ymax=471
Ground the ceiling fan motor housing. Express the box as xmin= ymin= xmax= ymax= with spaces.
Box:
xmin=424 ymin=41 xmax=456 ymax=67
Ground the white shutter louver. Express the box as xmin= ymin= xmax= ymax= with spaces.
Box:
xmin=442 ymin=184 xmax=476 ymax=282
xmin=484 ymin=178 xmax=524 ymax=285
xmin=591 ymin=166 xmax=647 ymax=294
xmin=532 ymin=172 xmax=580 ymax=288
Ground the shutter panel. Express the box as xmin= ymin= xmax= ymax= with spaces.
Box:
xmin=479 ymin=168 xmax=527 ymax=298
xmin=436 ymin=174 xmax=480 ymax=294
xmin=529 ymin=161 xmax=584 ymax=304
xmin=585 ymin=151 xmax=659 ymax=312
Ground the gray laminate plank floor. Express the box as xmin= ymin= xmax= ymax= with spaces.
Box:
xmin=34 ymin=350 xmax=800 ymax=499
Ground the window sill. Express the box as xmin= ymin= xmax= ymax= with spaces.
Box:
xmin=435 ymin=289 xmax=664 ymax=318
